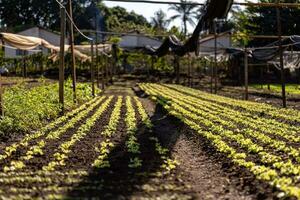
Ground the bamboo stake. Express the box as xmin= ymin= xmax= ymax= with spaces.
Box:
xmin=210 ymin=58 xmax=213 ymax=93
xmin=244 ymin=48 xmax=249 ymax=100
xmin=101 ymin=46 xmax=105 ymax=90
xmin=67 ymin=0 xmax=77 ymax=103
xmin=214 ymin=20 xmax=218 ymax=94
xmin=0 ymin=39 xmax=4 ymax=116
xmin=276 ymin=0 xmax=287 ymax=108
xmin=91 ymin=40 xmax=95 ymax=97
xmin=59 ymin=7 xmax=66 ymax=113
xmin=267 ymin=63 xmax=271 ymax=90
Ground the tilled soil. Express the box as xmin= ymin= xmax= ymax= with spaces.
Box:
xmin=0 ymin=80 xmax=281 ymax=199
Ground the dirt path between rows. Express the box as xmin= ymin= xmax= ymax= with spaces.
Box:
xmin=0 ymin=79 xmax=277 ymax=199
xmin=110 ymin=80 xmax=275 ymax=199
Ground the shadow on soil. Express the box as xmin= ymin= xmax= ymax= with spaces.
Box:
xmin=65 ymin=90 xmax=189 ymax=199
xmin=65 ymin=86 xmax=276 ymax=199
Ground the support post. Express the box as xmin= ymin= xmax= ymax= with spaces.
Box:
xmin=96 ymin=39 xmax=100 ymax=89
xmin=260 ymin=67 xmax=263 ymax=89
xmin=67 ymin=0 xmax=77 ymax=103
xmin=210 ymin=58 xmax=213 ymax=93
xmin=101 ymin=54 xmax=105 ymax=90
xmin=59 ymin=7 xmax=66 ymax=113
xmin=188 ymin=55 xmax=191 ymax=87
xmin=214 ymin=20 xmax=218 ymax=94
xmin=0 ymin=39 xmax=4 ymax=116
xmin=267 ymin=63 xmax=271 ymax=90
xmin=91 ymin=40 xmax=95 ymax=97
xmin=175 ymin=56 xmax=180 ymax=84
xmin=95 ymin=16 xmax=100 ymax=89
xmin=22 ymin=52 xmax=27 ymax=78
xmin=244 ymin=48 xmax=249 ymax=100
xmin=111 ymin=44 xmax=117 ymax=84
xmin=105 ymin=56 xmax=108 ymax=86
xmin=276 ymin=0 xmax=287 ymax=108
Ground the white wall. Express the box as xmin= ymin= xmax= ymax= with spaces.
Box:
xmin=119 ymin=35 xmax=162 ymax=48
xmin=199 ymin=34 xmax=232 ymax=54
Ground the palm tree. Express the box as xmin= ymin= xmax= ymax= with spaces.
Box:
xmin=151 ymin=9 xmax=170 ymax=32
xmin=168 ymin=0 xmax=198 ymax=37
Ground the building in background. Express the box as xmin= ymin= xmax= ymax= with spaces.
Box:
xmin=4 ymin=26 xmax=64 ymax=58
xmin=119 ymin=31 xmax=162 ymax=50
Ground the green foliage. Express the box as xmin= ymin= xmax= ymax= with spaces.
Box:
xmin=0 ymin=0 xmax=95 ymax=31
xmin=0 ymin=79 xmax=97 ymax=137
xmin=151 ymin=9 xmax=170 ymax=33
xmin=231 ymin=0 xmax=300 ymax=46
xmin=97 ymin=3 xmax=151 ymax=33
xmin=168 ymin=0 xmax=198 ymax=37
xmin=154 ymin=57 xmax=173 ymax=72
xmin=251 ymin=84 xmax=300 ymax=95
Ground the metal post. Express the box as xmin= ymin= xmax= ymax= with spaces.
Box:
xmin=244 ymin=48 xmax=249 ymax=100
xmin=91 ymin=40 xmax=95 ymax=97
xmin=67 ymin=0 xmax=77 ymax=103
xmin=59 ymin=7 xmax=66 ymax=113
xmin=276 ymin=0 xmax=287 ymax=108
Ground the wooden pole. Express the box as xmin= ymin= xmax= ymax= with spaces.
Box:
xmin=91 ymin=40 xmax=95 ymax=97
xmin=0 ymin=39 xmax=4 ymax=116
xmin=96 ymin=38 xmax=100 ymax=89
xmin=175 ymin=56 xmax=180 ymax=84
xmin=105 ymin=56 xmax=108 ymax=86
xmin=22 ymin=52 xmax=27 ymax=78
xmin=267 ymin=63 xmax=271 ymax=90
xmin=101 ymin=46 xmax=105 ymax=90
xmin=188 ymin=55 xmax=191 ymax=87
xmin=59 ymin=7 xmax=66 ymax=113
xmin=111 ymin=44 xmax=117 ymax=84
xmin=276 ymin=0 xmax=287 ymax=108
xmin=214 ymin=20 xmax=218 ymax=94
xmin=67 ymin=0 xmax=77 ymax=103
xmin=191 ymin=58 xmax=194 ymax=87
xmin=244 ymin=48 xmax=249 ymax=100
xmin=95 ymin=15 xmax=100 ymax=89
xmin=210 ymin=58 xmax=213 ymax=93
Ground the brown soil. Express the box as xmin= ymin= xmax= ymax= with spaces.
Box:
xmin=0 ymin=79 xmax=283 ymax=199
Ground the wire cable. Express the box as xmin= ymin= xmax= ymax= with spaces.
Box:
xmin=54 ymin=0 xmax=93 ymax=41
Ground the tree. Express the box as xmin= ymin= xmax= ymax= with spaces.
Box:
xmin=231 ymin=0 xmax=300 ymax=46
xmin=0 ymin=0 xmax=150 ymax=34
xmin=151 ymin=9 xmax=170 ymax=32
xmin=0 ymin=0 xmax=96 ymax=32
xmin=96 ymin=3 xmax=151 ymax=33
xmin=168 ymin=0 xmax=198 ymax=37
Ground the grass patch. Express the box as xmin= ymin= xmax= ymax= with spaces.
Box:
xmin=251 ymin=84 xmax=300 ymax=95
xmin=0 ymin=79 xmax=100 ymax=139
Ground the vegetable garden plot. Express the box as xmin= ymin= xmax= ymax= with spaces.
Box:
xmin=0 ymin=93 xmax=187 ymax=199
xmin=139 ymin=83 xmax=300 ymax=199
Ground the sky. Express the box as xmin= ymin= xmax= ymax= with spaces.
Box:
xmin=104 ymin=0 xmax=257 ymax=33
